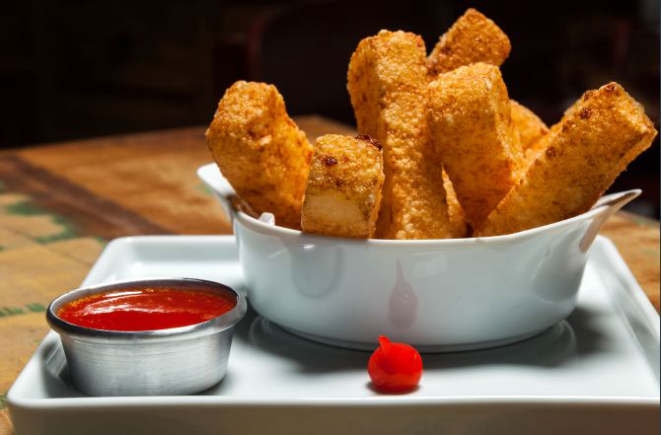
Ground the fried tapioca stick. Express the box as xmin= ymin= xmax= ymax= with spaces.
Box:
xmin=301 ymin=134 xmax=385 ymax=238
xmin=477 ymin=82 xmax=657 ymax=237
xmin=427 ymin=63 xmax=524 ymax=227
xmin=427 ymin=8 xmax=541 ymax=174
xmin=205 ymin=81 xmax=313 ymax=229
xmin=443 ymin=169 xmax=469 ymax=237
xmin=347 ymin=30 xmax=457 ymax=239
xmin=510 ymin=100 xmax=550 ymax=162
xmin=428 ymin=8 xmax=511 ymax=76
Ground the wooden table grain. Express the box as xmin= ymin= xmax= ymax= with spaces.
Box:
xmin=0 ymin=116 xmax=658 ymax=434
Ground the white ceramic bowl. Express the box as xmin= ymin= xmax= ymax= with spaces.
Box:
xmin=198 ymin=163 xmax=640 ymax=352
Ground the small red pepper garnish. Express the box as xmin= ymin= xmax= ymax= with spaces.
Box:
xmin=368 ymin=335 xmax=423 ymax=392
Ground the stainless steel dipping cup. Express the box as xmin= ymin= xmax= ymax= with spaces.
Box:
xmin=47 ymin=278 xmax=247 ymax=396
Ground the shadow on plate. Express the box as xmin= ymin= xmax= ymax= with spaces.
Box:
xmin=235 ymin=306 xmax=608 ymax=373
xmin=40 ymin=338 xmax=85 ymax=398
xmin=39 ymin=306 xmax=610 ymax=397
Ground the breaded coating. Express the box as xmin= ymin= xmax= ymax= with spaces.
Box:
xmin=477 ymin=82 xmax=657 ymax=236
xmin=205 ymin=81 xmax=313 ymax=229
xmin=428 ymin=8 xmax=511 ymax=76
xmin=510 ymin=100 xmax=550 ymax=163
xmin=427 ymin=63 xmax=524 ymax=227
xmin=347 ymin=30 xmax=456 ymax=239
xmin=443 ymin=169 xmax=469 ymax=237
xmin=523 ymin=130 xmax=553 ymax=167
xmin=301 ymin=134 xmax=385 ymax=238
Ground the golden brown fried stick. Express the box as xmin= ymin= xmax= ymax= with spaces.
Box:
xmin=347 ymin=30 xmax=456 ymax=239
xmin=205 ymin=81 xmax=313 ymax=229
xmin=523 ymin=131 xmax=553 ymax=168
xmin=427 ymin=63 xmax=524 ymax=227
xmin=510 ymin=100 xmax=550 ymax=162
xmin=428 ymin=8 xmax=511 ymax=76
xmin=524 ymin=96 xmax=593 ymax=165
xmin=477 ymin=82 xmax=657 ymax=237
xmin=442 ymin=169 xmax=469 ymax=237
xmin=301 ymin=134 xmax=385 ymax=238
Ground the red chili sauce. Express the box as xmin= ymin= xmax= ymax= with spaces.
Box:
xmin=57 ymin=287 xmax=236 ymax=331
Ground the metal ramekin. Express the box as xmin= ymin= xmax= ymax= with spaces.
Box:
xmin=47 ymin=278 xmax=247 ymax=396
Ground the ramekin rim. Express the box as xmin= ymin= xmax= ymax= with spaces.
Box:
xmin=46 ymin=278 xmax=247 ymax=341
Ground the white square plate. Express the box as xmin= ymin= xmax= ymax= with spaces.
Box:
xmin=7 ymin=236 xmax=660 ymax=435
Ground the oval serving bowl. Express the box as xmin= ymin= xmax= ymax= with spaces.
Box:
xmin=47 ymin=278 xmax=247 ymax=396
xmin=198 ymin=163 xmax=639 ymax=352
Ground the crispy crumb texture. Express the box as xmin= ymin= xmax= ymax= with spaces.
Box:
xmin=477 ymin=82 xmax=658 ymax=236
xmin=301 ymin=134 xmax=385 ymax=238
xmin=428 ymin=8 xmax=511 ymax=76
xmin=427 ymin=63 xmax=523 ymax=227
xmin=510 ymin=100 xmax=550 ymax=164
xmin=347 ymin=30 xmax=458 ymax=239
xmin=205 ymin=81 xmax=313 ymax=229
xmin=442 ymin=169 xmax=469 ymax=237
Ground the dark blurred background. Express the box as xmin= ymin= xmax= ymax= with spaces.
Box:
xmin=1 ymin=0 xmax=659 ymax=216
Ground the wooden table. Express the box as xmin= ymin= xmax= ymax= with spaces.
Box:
xmin=0 ymin=116 xmax=658 ymax=434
